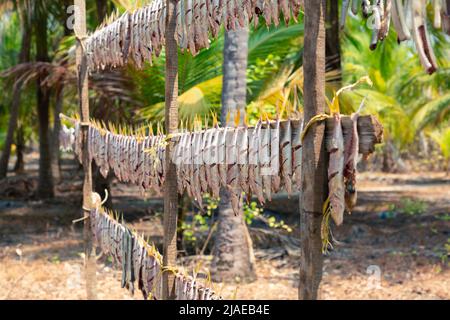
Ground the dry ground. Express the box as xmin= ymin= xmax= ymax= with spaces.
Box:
xmin=0 ymin=155 xmax=449 ymax=300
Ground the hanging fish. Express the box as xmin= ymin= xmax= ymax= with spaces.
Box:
xmin=260 ymin=119 xmax=272 ymax=201
xmin=379 ymin=0 xmax=392 ymax=41
xmin=280 ymin=0 xmax=291 ymax=25
xmin=327 ymin=113 xmax=345 ymax=226
xmin=362 ymin=0 xmax=371 ymax=18
xmin=238 ymin=126 xmax=250 ymax=195
xmin=208 ymin=127 xmax=221 ymax=198
xmin=270 ymin=118 xmax=281 ymax=193
xmin=411 ymin=0 xmax=438 ymax=74
xmin=370 ymin=2 xmax=382 ymax=50
xmin=199 ymin=132 xmax=209 ymax=194
xmin=340 ymin=0 xmax=350 ymax=29
xmin=280 ymin=119 xmax=293 ymax=197
xmin=218 ymin=127 xmax=228 ymax=187
xmin=343 ymin=112 xmax=360 ymax=212
xmin=391 ymin=0 xmax=411 ymax=42
xmin=291 ymin=119 xmax=303 ymax=191
xmin=249 ymin=120 xmax=265 ymax=204
xmin=227 ymin=126 xmax=242 ymax=215
xmin=443 ymin=0 xmax=450 ymax=35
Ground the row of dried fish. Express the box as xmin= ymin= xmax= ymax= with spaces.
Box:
xmin=85 ymin=0 xmax=304 ymax=71
xmin=63 ymin=114 xmax=364 ymax=220
xmin=342 ymin=0 xmax=450 ymax=74
xmin=172 ymin=118 xmax=305 ymax=214
xmin=65 ymin=117 xmax=305 ymax=214
xmin=90 ymin=201 xmax=220 ymax=300
xmin=86 ymin=124 xmax=167 ymax=194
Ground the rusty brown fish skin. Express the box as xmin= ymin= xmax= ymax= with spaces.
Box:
xmin=328 ymin=113 xmax=345 ymax=226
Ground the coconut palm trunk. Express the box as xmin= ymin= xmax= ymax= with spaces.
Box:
xmin=35 ymin=8 xmax=54 ymax=198
xmin=0 ymin=8 xmax=31 ymax=179
xmin=211 ymin=28 xmax=256 ymax=283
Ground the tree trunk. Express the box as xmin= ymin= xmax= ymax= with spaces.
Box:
xmin=211 ymin=28 xmax=256 ymax=283
xmin=162 ymin=0 xmax=179 ymax=300
xmin=75 ymin=0 xmax=97 ymax=300
xmin=0 ymin=12 xmax=31 ymax=178
xmin=50 ymin=9 xmax=72 ymax=184
xmin=51 ymin=86 xmax=64 ymax=183
xmin=325 ymin=0 xmax=341 ymax=72
xmin=35 ymin=9 xmax=54 ymax=198
xmin=14 ymin=125 xmax=25 ymax=174
xmin=299 ymin=0 xmax=326 ymax=300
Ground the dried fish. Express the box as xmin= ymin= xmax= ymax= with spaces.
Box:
xmin=218 ymin=127 xmax=228 ymax=187
xmin=249 ymin=120 xmax=265 ymax=204
xmin=434 ymin=0 xmax=442 ymax=29
xmin=379 ymin=0 xmax=392 ymax=40
xmin=291 ymin=119 xmax=303 ymax=191
xmin=370 ymin=3 xmax=382 ymax=50
xmin=208 ymin=127 xmax=221 ymax=198
xmin=344 ymin=112 xmax=359 ymax=213
xmin=392 ymin=0 xmax=411 ymax=42
xmin=362 ymin=0 xmax=370 ymax=18
xmin=411 ymin=0 xmax=438 ymax=74
xmin=199 ymin=130 xmax=209 ymax=193
xmin=327 ymin=113 xmax=345 ymax=226
xmin=340 ymin=0 xmax=350 ymax=29
xmin=280 ymin=119 xmax=293 ymax=196
xmin=443 ymin=0 xmax=450 ymax=34
xmin=237 ymin=126 xmax=250 ymax=194
xmin=270 ymin=118 xmax=281 ymax=193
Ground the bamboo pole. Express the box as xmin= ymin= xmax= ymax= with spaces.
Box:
xmin=162 ymin=0 xmax=179 ymax=300
xmin=74 ymin=0 xmax=97 ymax=300
xmin=299 ymin=0 xmax=326 ymax=300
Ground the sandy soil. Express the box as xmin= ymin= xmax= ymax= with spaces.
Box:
xmin=0 ymin=161 xmax=449 ymax=299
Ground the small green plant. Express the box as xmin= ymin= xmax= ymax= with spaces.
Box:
xmin=243 ymin=200 xmax=293 ymax=233
xmin=243 ymin=201 xmax=263 ymax=225
xmin=437 ymin=213 xmax=450 ymax=221
xmin=399 ymin=198 xmax=428 ymax=216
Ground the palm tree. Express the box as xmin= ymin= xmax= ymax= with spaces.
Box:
xmin=137 ymin=22 xmax=305 ymax=124
xmin=0 ymin=0 xmax=32 ymax=179
xmin=210 ymin=27 xmax=256 ymax=283
xmin=34 ymin=5 xmax=55 ymax=198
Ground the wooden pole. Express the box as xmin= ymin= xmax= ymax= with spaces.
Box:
xmin=299 ymin=0 xmax=326 ymax=300
xmin=74 ymin=0 xmax=97 ymax=300
xmin=162 ymin=0 xmax=179 ymax=300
